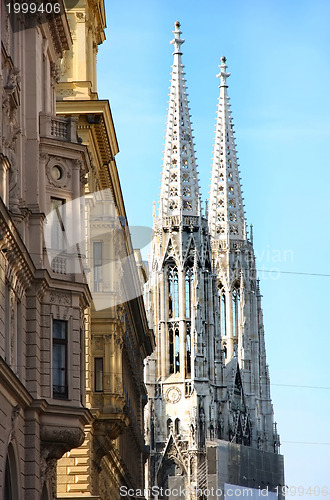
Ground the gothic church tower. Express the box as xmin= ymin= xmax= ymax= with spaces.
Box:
xmin=208 ymin=56 xmax=279 ymax=453
xmin=145 ymin=22 xmax=284 ymax=498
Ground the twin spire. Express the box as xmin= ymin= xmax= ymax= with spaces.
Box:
xmin=160 ymin=23 xmax=246 ymax=241
xmin=160 ymin=21 xmax=201 ymax=218
xmin=209 ymin=56 xmax=246 ymax=240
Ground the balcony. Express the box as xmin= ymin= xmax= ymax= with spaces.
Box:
xmin=39 ymin=112 xmax=78 ymax=143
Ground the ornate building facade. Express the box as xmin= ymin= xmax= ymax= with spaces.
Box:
xmin=0 ymin=1 xmax=93 ymax=499
xmin=145 ymin=22 xmax=284 ymax=497
xmin=1 ymin=0 xmax=154 ymax=499
xmin=55 ymin=1 xmax=154 ymax=499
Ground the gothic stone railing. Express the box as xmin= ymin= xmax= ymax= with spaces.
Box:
xmin=162 ymin=215 xmax=208 ymax=229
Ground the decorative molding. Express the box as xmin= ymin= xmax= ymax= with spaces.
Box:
xmin=45 ymin=156 xmax=71 ymax=188
xmin=49 ymin=292 xmax=71 ymax=305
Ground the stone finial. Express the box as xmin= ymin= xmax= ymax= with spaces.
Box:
xmin=170 ymin=20 xmax=185 ymax=54
xmin=216 ymin=55 xmax=231 ymax=87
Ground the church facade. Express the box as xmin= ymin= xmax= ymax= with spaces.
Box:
xmin=144 ymin=22 xmax=284 ymax=498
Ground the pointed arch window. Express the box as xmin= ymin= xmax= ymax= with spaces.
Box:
xmin=185 ymin=267 xmax=193 ymax=318
xmin=169 ymin=324 xmax=174 ymax=373
xmin=167 ymin=418 xmax=172 ymax=436
xmin=174 ymin=324 xmax=180 ymax=373
xmin=168 ymin=322 xmax=180 ymax=374
xmin=4 ymin=444 xmax=19 ymax=500
xmin=218 ymin=285 xmax=226 ymax=337
xmin=168 ymin=265 xmax=179 ymax=318
xmin=4 ymin=455 xmax=13 ymax=500
xmin=232 ymin=286 xmax=240 ymax=337
xmin=186 ymin=322 xmax=191 ymax=376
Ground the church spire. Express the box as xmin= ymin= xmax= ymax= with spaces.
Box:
xmin=208 ymin=56 xmax=246 ymax=240
xmin=159 ymin=21 xmax=200 ymax=219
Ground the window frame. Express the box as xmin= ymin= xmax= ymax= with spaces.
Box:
xmin=232 ymin=287 xmax=240 ymax=338
xmin=52 ymin=319 xmax=68 ymax=399
xmin=50 ymin=197 xmax=66 ymax=251
xmin=94 ymin=357 xmax=104 ymax=392
xmin=168 ymin=264 xmax=179 ymax=318
xmin=185 ymin=267 xmax=193 ymax=319
xmin=93 ymin=241 xmax=103 ymax=292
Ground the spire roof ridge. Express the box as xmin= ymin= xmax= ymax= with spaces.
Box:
xmin=208 ymin=56 xmax=246 ymax=241
xmin=159 ymin=22 xmax=201 ymax=221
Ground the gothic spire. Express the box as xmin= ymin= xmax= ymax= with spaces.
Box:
xmin=208 ymin=56 xmax=246 ymax=240
xmin=159 ymin=21 xmax=200 ymax=219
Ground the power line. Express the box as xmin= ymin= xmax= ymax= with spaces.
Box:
xmin=282 ymin=441 xmax=330 ymax=446
xmin=257 ymin=269 xmax=330 ymax=278
xmin=271 ymin=383 xmax=330 ymax=390
xmin=4 ymin=247 xmax=330 ymax=278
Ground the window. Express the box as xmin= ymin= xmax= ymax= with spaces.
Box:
xmin=169 ymin=324 xmax=174 ymax=374
xmin=185 ymin=267 xmax=193 ymax=318
xmin=232 ymin=287 xmax=240 ymax=337
xmin=50 ymin=198 xmax=65 ymax=250
xmin=4 ymin=455 xmax=13 ymax=500
xmin=174 ymin=325 xmax=180 ymax=373
xmin=218 ymin=286 xmax=226 ymax=337
xmin=175 ymin=418 xmax=180 ymax=435
xmin=4 ymin=444 xmax=19 ymax=500
xmin=168 ymin=265 xmax=179 ymax=318
xmin=5 ymin=282 xmax=10 ymax=364
xmin=52 ymin=319 xmax=68 ymax=399
xmin=94 ymin=358 xmax=103 ymax=392
xmin=185 ymin=381 xmax=192 ymax=397
xmin=168 ymin=321 xmax=180 ymax=374
xmin=93 ymin=241 xmax=103 ymax=292
xmin=186 ymin=322 xmax=191 ymax=376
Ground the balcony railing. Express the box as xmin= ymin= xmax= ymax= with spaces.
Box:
xmin=39 ymin=112 xmax=78 ymax=142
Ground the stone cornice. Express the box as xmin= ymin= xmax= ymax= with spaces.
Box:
xmin=32 ymin=269 xmax=93 ymax=308
xmin=56 ymin=99 xmax=119 ymax=157
xmin=0 ymin=357 xmax=32 ymax=407
xmin=0 ymin=198 xmax=35 ymax=289
xmin=46 ymin=0 xmax=72 ymax=57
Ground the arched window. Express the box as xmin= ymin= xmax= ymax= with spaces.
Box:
xmin=168 ymin=265 xmax=179 ymax=318
xmin=175 ymin=418 xmax=180 ymax=435
xmin=174 ymin=324 xmax=180 ymax=373
xmin=167 ymin=418 xmax=173 ymax=436
xmin=232 ymin=286 xmax=240 ymax=337
xmin=4 ymin=443 xmax=20 ymax=500
xmin=4 ymin=455 xmax=13 ymax=500
xmin=223 ymin=344 xmax=227 ymax=359
xmin=185 ymin=267 xmax=193 ymax=318
xmin=41 ymin=483 xmax=50 ymax=500
xmin=186 ymin=322 xmax=191 ymax=376
xmin=169 ymin=322 xmax=180 ymax=374
xmin=169 ymin=323 xmax=174 ymax=374
xmin=218 ymin=285 xmax=226 ymax=337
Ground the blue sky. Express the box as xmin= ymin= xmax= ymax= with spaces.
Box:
xmin=98 ymin=0 xmax=330 ymax=493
